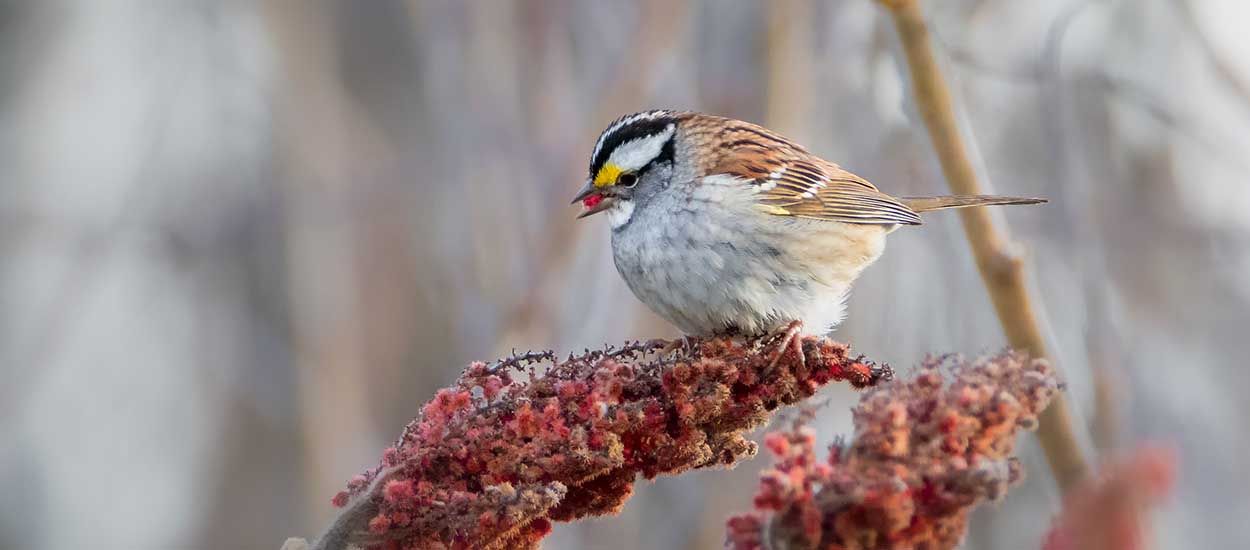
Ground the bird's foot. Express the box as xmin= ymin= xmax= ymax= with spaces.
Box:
xmin=767 ymin=320 xmax=806 ymax=371
xmin=653 ymin=334 xmax=696 ymax=357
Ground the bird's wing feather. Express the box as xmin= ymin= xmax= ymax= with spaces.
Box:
xmin=707 ymin=133 xmax=921 ymax=226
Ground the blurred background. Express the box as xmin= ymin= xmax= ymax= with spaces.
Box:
xmin=2 ymin=1 xmax=1248 ymax=548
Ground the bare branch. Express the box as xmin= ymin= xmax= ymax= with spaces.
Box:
xmin=876 ymin=0 xmax=1090 ymax=492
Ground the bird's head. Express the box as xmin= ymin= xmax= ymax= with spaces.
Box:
xmin=572 ymin=110 xmax=681 ymax=229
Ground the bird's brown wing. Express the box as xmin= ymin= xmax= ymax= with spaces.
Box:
xmin=707 ymin=133 xmax=922 ymax=226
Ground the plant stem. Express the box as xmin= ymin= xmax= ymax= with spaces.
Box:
xmin=877 ymin=0 xmax=1089 ymax=492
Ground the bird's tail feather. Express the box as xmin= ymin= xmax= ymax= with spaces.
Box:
xmin=899 ymin=194 xmax=1047 ymax=213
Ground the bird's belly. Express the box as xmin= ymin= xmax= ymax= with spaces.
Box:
xmin=611 ymin=210 xmax=886 ymax=336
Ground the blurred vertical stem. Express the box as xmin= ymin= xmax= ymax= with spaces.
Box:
xmin=265 ymin=2 xmax=392 ymax=529
xmin=764 ymin=0 xmax=813 ymax=140
xmin=1089 ymin=363 xmax=1120 ymax=456
xmin=486 ymin=0 xmax=690 ymax=353
xmin=876 ymin=0 xmax=1089 ymax=491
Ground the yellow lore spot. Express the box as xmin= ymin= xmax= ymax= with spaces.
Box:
xmin=594 ymin=163 xmax=622 ymax=188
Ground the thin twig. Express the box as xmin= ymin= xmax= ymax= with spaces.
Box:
xmin=311 ymin=468 xmax=399 ymax=550
xmin=876 ymin=0 xmax=1089 ymax=492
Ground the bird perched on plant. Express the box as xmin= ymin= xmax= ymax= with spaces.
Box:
xmin=572 ymin=110 xmax=1044 ymax=343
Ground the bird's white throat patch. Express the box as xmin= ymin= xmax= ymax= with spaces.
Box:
xmin=607 ymin=125 xmax=675 ymax=172
xmin=607 ymin=199 xmax=636 ymax=229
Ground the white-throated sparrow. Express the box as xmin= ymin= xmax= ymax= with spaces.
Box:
xmin=572 ymin=110 xmax=1044 ymax=337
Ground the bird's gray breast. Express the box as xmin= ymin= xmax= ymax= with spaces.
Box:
xmin=609 ymin=180 xmax=810 ymax=334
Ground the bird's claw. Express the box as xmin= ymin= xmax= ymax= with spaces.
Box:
xmin=767 ymin=320 xmax=806 ymax=371
xmin=654 ymin=335 xmax=696 ymax=357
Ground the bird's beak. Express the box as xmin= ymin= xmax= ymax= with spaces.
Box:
xmin=572 ymin=180 xmax=614 ymax=219
xmin=570 ymin=180 xmax=597 ymax=204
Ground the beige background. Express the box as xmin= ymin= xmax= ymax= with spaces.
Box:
xmin=2 ymin=1 xmax=1247 ymax=548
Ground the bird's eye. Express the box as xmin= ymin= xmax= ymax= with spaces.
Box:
xmin=619 ymin=172 xmax=639 ymax=188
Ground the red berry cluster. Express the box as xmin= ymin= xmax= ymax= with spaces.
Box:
xmin=727 ymin=352 xmax=1060 ymax=550
xmin=330 ymin=333 xmax=891 ymax=550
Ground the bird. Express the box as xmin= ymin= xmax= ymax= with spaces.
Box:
xmin=571 ymin=109 xmax=1044 ymax=344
